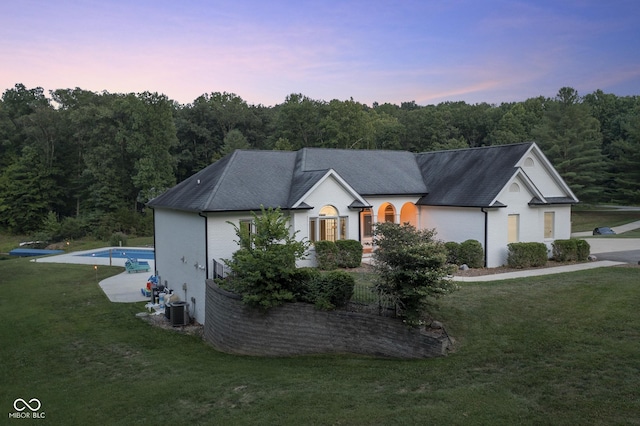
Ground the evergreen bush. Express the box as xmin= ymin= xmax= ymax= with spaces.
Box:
xmin=314 ymin=240 xmax=338 ymax=270
xmin=335 ymin=239 xmax=363 ymax=268
xmin=575 ymin=239 xmax=591 ymax=261
xmin=507 ymin=242 xmax=548 ymax=268
xmin=221 ymin=207 xmax=310 ymax=310
xmin=552 ymin=239 xmax=591 ymax=262
xmin=458 ymin=239 xmax=484 ymax=268
xmin=444 ymin=241 xmax=460 ymax=264
xmin=306 ymin=271 xmax=355 ymax=310
xmin=109 ymin=232 xmax=128 ymax=247
xmin=372 ymin=222 xmax=457 ymax=326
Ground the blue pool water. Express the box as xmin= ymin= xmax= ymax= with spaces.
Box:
xmin=77 ymin=248 xmax=155 ymax=260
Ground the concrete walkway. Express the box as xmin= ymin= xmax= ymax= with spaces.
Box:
xmin=452 ymin=260 xmax=627 ymax=282
xmin=34 ymin=247 xmax=154 ymax=303
xmin=455 ymin=225 xmax=640 ymax=282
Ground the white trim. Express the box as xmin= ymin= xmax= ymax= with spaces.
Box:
xmin=524 ymin=143 xmax=579 ymax=202
xmin=490 ymin=168 xmax=546 ymax=207
xmin=291 ymin=169 xmax=368 ymax=209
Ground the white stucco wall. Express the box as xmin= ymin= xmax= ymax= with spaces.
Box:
xmin=154 ymin=208 xmax=207 ymax=324
xmin=206 ymin=211 xmax=253 ymax=265
xmin=420 ymin=206 xmax=485 ymax=244
xmin=416 ymin=172 xmax=574 ymax=268
xmin=491 ymin=174 xmax=574 ymax=266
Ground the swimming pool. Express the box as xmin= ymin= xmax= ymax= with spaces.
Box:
xmin=77 ymin=248 xmax=155 ymax=260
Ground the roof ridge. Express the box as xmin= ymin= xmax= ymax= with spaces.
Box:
xmin=418 ymin=141 xmax=533 ymax=155
xmin=202 ymin=151 xmax=237 ymax=210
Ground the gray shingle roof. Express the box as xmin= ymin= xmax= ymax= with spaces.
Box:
xmin=148 ymin=143 xmax=546 ymax=212
xmin=415 ymin=143 xmax=533 ymax=207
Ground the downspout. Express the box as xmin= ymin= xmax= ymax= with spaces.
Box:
xmin=198 ymin=212 xmax=209 ymax=279
xmin=152 ymin=208 xmax=158 ymax=276
xmin=481 ymin=208 xmax=488 ymax=268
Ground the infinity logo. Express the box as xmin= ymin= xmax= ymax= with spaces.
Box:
xmin=13 ymin=398 xmax=41 ymax=412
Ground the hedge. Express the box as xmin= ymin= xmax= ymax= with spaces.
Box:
xmin=335 ymin=239 xmax=363 ymax=268
xmin=314 ymin=241 xmax=339 ymax=270
xmin=458 ymin=239 xmax=484 ymax=268
xmin=315 ymin=239 xmax=363 ymax=269
xmin=295 ymin=269 xmax=355 ymax=310
xmin=507 ymin=242 xmax=548 ymax=268
xmin=444 ymin=240 xmax=484 ymax=268
xmin=552 ymin=239 xmax=590 ymax=262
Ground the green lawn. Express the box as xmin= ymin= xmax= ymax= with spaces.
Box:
xmin=571 ymin=208 xmax=640 ymax=233
xmin=1 ymin=257 xmax=638 ymax=425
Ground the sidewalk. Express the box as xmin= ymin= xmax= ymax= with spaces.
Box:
xmin=452 ymin=260 xmax=627 ymax=282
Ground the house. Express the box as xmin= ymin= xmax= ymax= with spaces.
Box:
xmin=147 ymin=142 xmax=578 ymax=324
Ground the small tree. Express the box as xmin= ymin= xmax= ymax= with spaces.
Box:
xmin=222 ymin=206 xmax=310 ymax=309
xmin=372 ymin=222 xmax=457 ymax=326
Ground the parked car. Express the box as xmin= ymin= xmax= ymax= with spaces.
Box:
xmin=593 ymin=227 xmax=616 ymax=235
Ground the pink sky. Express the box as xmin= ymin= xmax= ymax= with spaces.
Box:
xmin=2 ymin=0 xmax=639 ymax=106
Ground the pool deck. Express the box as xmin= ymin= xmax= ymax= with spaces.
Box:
xmin=34 ymin=247 xmax=154 ymax=303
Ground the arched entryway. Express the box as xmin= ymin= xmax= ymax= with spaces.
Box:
xmin=400 ymin=202 xmax=417 ymax=227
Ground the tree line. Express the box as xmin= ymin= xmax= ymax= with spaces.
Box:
xmin=1 ymin=83 xmax=638 ymax=238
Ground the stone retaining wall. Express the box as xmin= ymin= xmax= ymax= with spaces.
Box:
xmin=204 ymin=280 xmax=450 ymax=358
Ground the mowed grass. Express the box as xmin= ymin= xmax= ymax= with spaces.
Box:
xmin=1 ymin=257 xmax=639 ymax=425
xmin=571 ymin=209 xmax=640 ymax=232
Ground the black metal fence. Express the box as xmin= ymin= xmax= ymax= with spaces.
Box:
xmin=349 ymin=281 xmax=397 ymax=317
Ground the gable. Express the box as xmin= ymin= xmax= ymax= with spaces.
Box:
xmin=517 ymin=145 xmax=578 ymax=201
xmin=291 ymin=169 xmax=369 ymax=210
xmin=296 ymin=172 xmax=365 ymax=214
xmin=415 ymin=143 xmax=533 ymax=207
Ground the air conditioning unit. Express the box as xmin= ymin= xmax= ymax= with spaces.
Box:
xmin=168 ymin=302 xmax=189 ymax=326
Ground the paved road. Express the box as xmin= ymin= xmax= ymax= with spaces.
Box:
xmin=594 ymin=249 xmax=640 ymax=264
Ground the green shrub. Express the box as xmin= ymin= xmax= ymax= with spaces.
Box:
xmin=306 ymin=271 xmax=355 ymax=310
xmin=222 ymin=207 xmax=310 ymax=310
xmin=458 ymin=239 xmax=484 ymax=268
xmin=314 ymin=240 xmax=338 ymax=270
xmin=552 ymin=239 xmax=591 ymax=262
xmin=575 ymin=239 xmax=590 ymax=261
xmin=59 ymin=216 xmax=90 ymax=240
xmin=109 ymin=232 xmax=128 ymax=247
xmin=41 ymin=211 xmax=61 ymax=242
xmin=444 ymin=241 xmax=460 ymax=264
xmin=290 ymin=267 xmax=321 ymax=301
xmin=507 ymin=242 xmax=548 ymax=268
xmin=372 ymin=222 xmax=457 ymax=326
xmin=552 ymin=239 xmax=577 ymax=261
xmin=335 ymin=239 xmax=363 ymax=268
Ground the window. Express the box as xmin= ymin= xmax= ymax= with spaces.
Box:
xmin=239 ymin=219 xmax=254 ymax=248
xmin=384 ymin=204 xmax=395 ymax=223
xmin=310 ymin=205 xmax=348 ymax=242
xmin=239 ymin=219 xmax=253 ymax=234
xmin=508 ymin=214 xmax=519 ymax=243
xmin=544 ymin=212 xmax=555 ymax=239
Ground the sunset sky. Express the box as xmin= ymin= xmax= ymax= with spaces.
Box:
xmin=2 ymin=0 xmax=639 ymax=106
